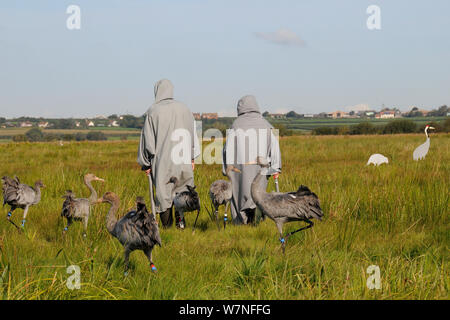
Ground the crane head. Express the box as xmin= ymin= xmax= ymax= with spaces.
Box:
xmin=166 ymin=176 xmax=178 ymax=185
xmin=84 ymin=173 xmax=105 ymax=183
xmin=35 ymin=180 xmax=45 ymax=188
xmin=226 ymin=165 xmax=241 ymax=174
xmin=97 ymin=192 xmax=119 ymax=204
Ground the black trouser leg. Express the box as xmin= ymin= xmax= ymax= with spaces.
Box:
xmin=159 ymin=206 xmax=173 ymax=228
xmin=245 ymin=208 xmax=256 ymax=225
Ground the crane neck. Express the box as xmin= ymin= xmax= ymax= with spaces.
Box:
xmin=250 ymin=168 xmax=266 ymax=205
xmin=84 ymin=178 xmax=98 ymax=204
xmin=33 ymin=184 xmax=42 ymax=202
xmin=105 ymin=199 xmax=119 ymax=235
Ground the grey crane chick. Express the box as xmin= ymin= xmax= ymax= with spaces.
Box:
xmin=209 ymin=165 xmax=241 ymax=229
xmin=97 ymin=192 xmax=161 ymax=275
xmin=60 ymin=173 xmax=104 ymax=237
xmin=248 ymin=157 xmax=324 ymax=253
xmin=167 ymin=177 xmax=200 ymax=231
xmin=2 ymin=176 xmax=45 ymax=228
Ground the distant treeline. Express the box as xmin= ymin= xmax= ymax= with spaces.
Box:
xmin=312 ymin=119 xmax=450 ymax=135
xmin=11 ymin=128 xmax=110 ymax=142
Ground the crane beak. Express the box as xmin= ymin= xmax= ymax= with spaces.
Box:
xmin=232 ymin=168 xmax=241 ymax=173
xmin=244 ymin=161 xmax=257 ymax=165
xmin=429 ymin=127 xmax=435 ymax=130
xmin=95 ymin=177 xmax=105 ymax=182
xmin=96 ymin=197 xmax=104 ymax=203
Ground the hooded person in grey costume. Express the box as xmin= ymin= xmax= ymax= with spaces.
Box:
xmin=138 ymin=79 xmax=200 ymax=228
xmin=222 ymin=95 xmax=281 ymax=225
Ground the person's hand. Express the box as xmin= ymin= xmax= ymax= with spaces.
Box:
xmin=192 ymin=160 xmax=195 ymax=171
xmin=145 ymin=168 xmax=151 ymax=176
xmin=273 ymin=172 xmax=280 ymax=180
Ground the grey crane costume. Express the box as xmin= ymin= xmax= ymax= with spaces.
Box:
xmin=138 ymin=79 xmax=200 ymax=227
xmin=222 ymin=95 xmax=281 ymax=225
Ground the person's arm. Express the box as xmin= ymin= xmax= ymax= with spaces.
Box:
xmin=137 ymin=113 xmax=156 ymax=174
xmin=269 ymin=129 xmax=282 ymax=178
xmin=192 ymin=119 xmax=201 ymax=170
xmin=222 ymin=128 xmax=235 ymax=176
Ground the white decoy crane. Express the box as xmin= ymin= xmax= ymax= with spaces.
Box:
xmin=367 ymin=154 xmax=389 ymax=166
xmin=413 ymin=125 xmax=435 ymax=161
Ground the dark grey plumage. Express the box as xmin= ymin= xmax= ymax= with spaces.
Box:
xmin=2 ymin=176 xmax=44 ymax=228
xmin=98 ymin=192 xmax=161 ymax=274
xmin=209 ymin=165 xmax=240 ymax=229
xmin=60 ymin=173 xmax=104 ymax=236
xmin=167 ymin=177 xmax=200 ymax=231
xmin=250 ymin=157 xmax=323 ymax=252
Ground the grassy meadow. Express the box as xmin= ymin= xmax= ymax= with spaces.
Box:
xmin=0 ymin=135 xmax=448 ymax=299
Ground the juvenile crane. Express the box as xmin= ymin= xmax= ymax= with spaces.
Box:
xmin=2 ymin=176 xmax=45 ymax=228
xmin=413 ymin=125 xmax=435 ymax=161
xmin=97 ymin=192 xmax=161 ymax=275
xmin=167 ymin=177 xmax=201 ymax=231
xmin=248 ymin=157 xmax=324 ymax=252
xmin=209 ymin=165 xmax=241 ymax=229
xmin=60 ymin=173 xmax=104 ymax=237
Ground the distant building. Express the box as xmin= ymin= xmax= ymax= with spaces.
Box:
xmin=193 ymin=113 xmax=201 ymax=120
xmin=109 ymin=120 xmax=120 ymax=127
xmin=376 ymin=111 xmax=395 ymax=119
xmin=20 ymin=121 xmax=33 ymax=128
xmin=75 ymin=121 xmax=81 ymax=127
xmin=360 ymin=111 xmax=376 ymax=117
xmin=328 ymin=111 xmax=348 ymax=119
xmin=87 ymin=120 xmax=95 ymax=127
xmin=269 ymin=113 xmax=286 ymax=119
xmin=304 ymin=114 xmax=314 ymax=118
xmin=201 ymin=113 xmax=218 ymax=120
xmin=38 ymin=121 xmax=49 ymax=128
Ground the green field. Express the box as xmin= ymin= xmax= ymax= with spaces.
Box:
xmin=0 ymin=135 xmax=448 ymax=299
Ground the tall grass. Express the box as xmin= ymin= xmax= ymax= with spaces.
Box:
xmin=0 ymin=134 xmax=448 ymax=299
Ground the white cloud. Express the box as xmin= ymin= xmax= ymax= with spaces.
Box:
xmin=255 ymin=29 xmax=305 ymax=47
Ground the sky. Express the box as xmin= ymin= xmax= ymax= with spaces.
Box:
xmin=0 ymin=0 xmax=449 ymax=118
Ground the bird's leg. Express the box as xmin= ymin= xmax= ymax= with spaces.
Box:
xmin=82 ymin=216 xmax=89 ymax=238
xmin=192 ymin=209 xmax=200 ymax=233
xmin=284 ymin=220 xmax=314 ymax=241
xmin=224 ymin=202 xmax=229 ymax=230
xmin=214 ymin=206 xmax=220 ymax=231
xmin=280 ymin=220 xmax=314 ymax=253
xmin=6 ymin=207 xmax=15 ymax=220
xmin=124 ymin=247 xmax=131 ymax=276
xmin=21 ymin=206 xmax=29 ymax=228
xmin=63 ymin=218 xmax=73 ymax=234
xmin=144 ymin=248 xmax=157 ymax=273
xmin=276 ymin=221 xmax=286 ymax=254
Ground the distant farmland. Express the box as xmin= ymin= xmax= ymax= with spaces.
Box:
xmin=0 ymin=127 xmax=141 ymax=141
xmin=266 ymin=116 xmax=448 ymax=133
